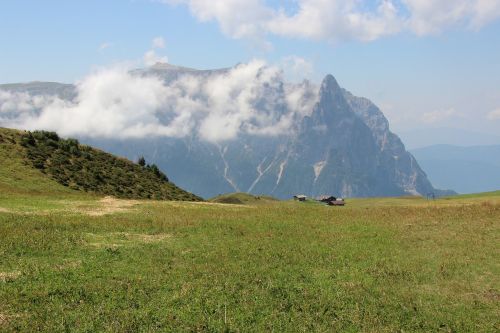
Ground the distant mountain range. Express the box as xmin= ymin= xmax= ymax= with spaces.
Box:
xmin=399 ymin=128 xmax=500 ymax=150
xmin=411 ymin=144 xmax=500 ymax=194
xmin=0 ymin=63 xmax=453 ymax=199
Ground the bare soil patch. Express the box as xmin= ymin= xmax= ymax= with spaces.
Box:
xmin=166 ymin=201 xmax=251 ymax=209
xmin=54 ymin=259 xmax=82 ymax=271
xmin=86 ymin=232 xmax=171 ymax=247
xmin=0 ymin=312 xmax=24 ymax=326
xmin=82 ymin=196 xmax=139 ymax=216
xmin=0 ymin=271 xmax=21 ymax=282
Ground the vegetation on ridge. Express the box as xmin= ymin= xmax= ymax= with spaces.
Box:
xmin=0 ymin=128 xmax=201 ymax=201
xmin=209 ymin=192 xmax=279 ymax=205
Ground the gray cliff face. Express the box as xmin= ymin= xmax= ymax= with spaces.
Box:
xmin=264 ymin=74 xmax=419 ymax=198
xmin=0 ymin=65 xmax=449 ymax=199
xmin=343 ymin=89 xmax=437 ymax=196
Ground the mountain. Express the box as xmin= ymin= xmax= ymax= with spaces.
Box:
xmin=0 ymin=64 xmax=453 ymax=199
xmin=0 ymin=81 xmax=76 ymax=100
xmin=411 ymin=144 xmax=500 ymax=194
xmin=0 ymin=127 xmax=201 ymax=201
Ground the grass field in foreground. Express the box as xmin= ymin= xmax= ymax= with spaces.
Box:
xmin=0 ymin=192 xmax=499 ymax=332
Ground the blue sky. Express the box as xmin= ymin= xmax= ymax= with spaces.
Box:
xmin=1 ymin=0 xmax=500 ymax=137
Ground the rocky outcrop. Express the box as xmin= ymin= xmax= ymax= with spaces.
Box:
xmin=0 ymin=65 xmax=452 ymax=199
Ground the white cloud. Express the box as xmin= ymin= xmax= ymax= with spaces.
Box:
xmin=99 ymin=42 xmax=112 ymax=51
xmin=267 ymin=0 xmax=402 ymax=42
xmin=404 ymin=0 xmax=500 ymax=35
xmin=160 ymin=0 xmax=500 ymax=42
xmin=422 ymin=108 xmax=458 ymax=123
xmin=162 ymin=0 xmax=273 ymax=39
xmin=152 ymin=36 xmax=166 ymax=49
xmin=2 ymin=67 xmax=185 ymax=139
xmin=0 ymin=60 xmax=318 ymax=142
xmin=487 ymin=108 xmax=500 ymax=120
xmin=143 ymin=50 xmax=169 ymax=66
xmin=143 ymin=37 xmax=169 ymax=66
xmin=280 ymin=56 xmax=314 ymax=82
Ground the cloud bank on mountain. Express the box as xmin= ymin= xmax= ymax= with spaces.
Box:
xmin=0 ymin=60 xmax=318 ymax=142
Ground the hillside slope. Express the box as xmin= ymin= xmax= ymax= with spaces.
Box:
xmin=0 ymin=128 xmax=201 ymax=201
xmin=209 ymin=192 xmax=279 ymax=205
xmin=0 ymin=128 xmax=76 ymax=197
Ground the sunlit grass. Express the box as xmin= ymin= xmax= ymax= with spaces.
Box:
xmin=1 ymin=128 xmax=499 ymax=331
xmin=1 ymin=192 xmax=499 ymax=332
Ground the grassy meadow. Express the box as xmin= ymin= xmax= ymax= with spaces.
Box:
xmin=1 ymin=191 xmax=499 ymax=332
xmin=1 ymin=127 xmax=499 ymax=332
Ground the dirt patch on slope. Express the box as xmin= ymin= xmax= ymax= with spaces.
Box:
xmin=166 ymin=201 xmax=251 ymax=209
xmin=0 ymin=312 xmax=24 ymax=327
xmin=0 ymin=271 xmax=21 ymax=282
xmin=83 ymin=196 xmax=139 ymax=216
xmin=86 ymin=232 xmax=171 ymax=247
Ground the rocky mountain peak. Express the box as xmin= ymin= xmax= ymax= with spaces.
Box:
xmin=0 ymin=65 xmax=451 ymax=198
xmin=318 ymin=74 xmax=346 ymax=106
xmin=309 ymin=74 xmax=352 ymax=126
xmin=321 ymin=74 xmax=341 ymax=92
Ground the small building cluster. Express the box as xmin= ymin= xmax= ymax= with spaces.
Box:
xmin=319 ymin=195 xmax=345 ymax=206
xmin=293 ymin=194 xmax=345 ymax=206
xmin=293 ymin=194 xmax=307 ymax=202
xmin=327 ymin=198 xmax=345 ymax=206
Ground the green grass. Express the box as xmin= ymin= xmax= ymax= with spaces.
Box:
xmin=1 ymin=128 xmax=499 ymax=332
xmin=1 ymin=191 xmax=499 ymax=332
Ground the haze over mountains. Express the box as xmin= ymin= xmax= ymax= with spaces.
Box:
xmin=0 ymin=63 xmax=453 ymax=198
xmin=400 ymin=128 xmax=500 ymax=150
xmin=411 ymin=144 xmax=500 ymax=194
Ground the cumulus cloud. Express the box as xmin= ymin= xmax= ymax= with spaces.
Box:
xmin=421 ymin=108 xmax=458 ymax=123
xmin=267 ymin=0 xmax=402 ymax=42
xmin=161 ymin=0 xmax=500 ymax=42
xmin=152 ymin=36 xmax=166 ymax=49
xmin=487 ymin=108 xmax=500 ymax=120
xmin=1 ymin=67 xmax=184 ymax=139
xmin=143 ymin=50 xmax=169 ymax=66
xmin=143 ymin=37 xmax=169 ymax=66
xmin=162 ymin=0 xmax=273 ymax=39
xmin=405 ymin=0 xmax=500 ymax=35
xmin=280 ymin=56 xmax=314 ymax=82
xmin=0 ymin=90 xmax=56 ymax=114
xmin=99 ymin=42 xmax=112 ymax=51
xmin=0 ymin=60 xmax=318 ymax=142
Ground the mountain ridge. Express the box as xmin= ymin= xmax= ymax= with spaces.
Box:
xmin=0 ymin=64 xmax=454 ymax=198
